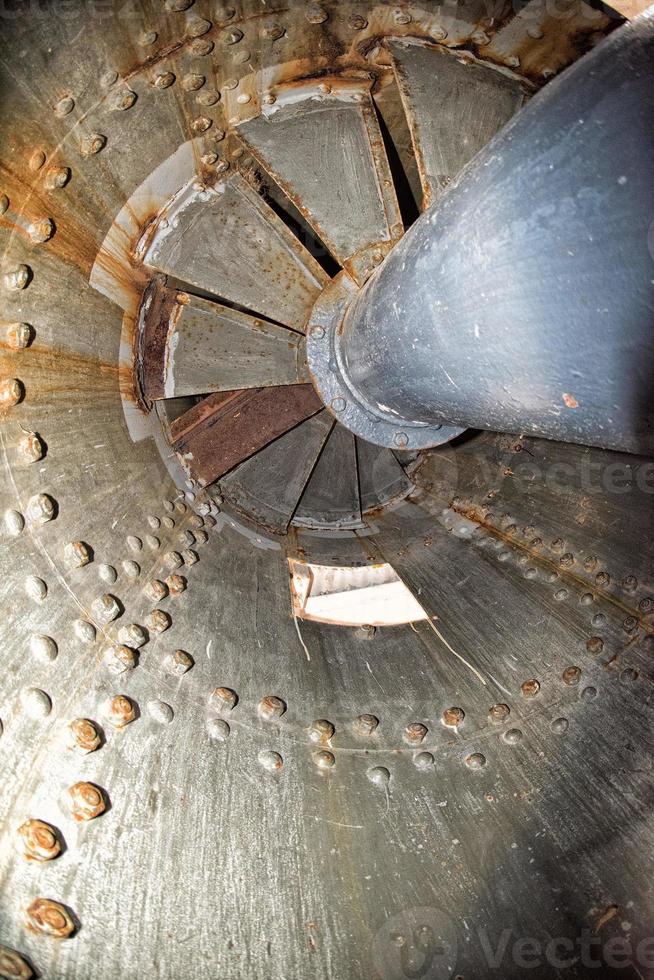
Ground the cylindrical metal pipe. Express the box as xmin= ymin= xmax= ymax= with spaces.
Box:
xmin=339 ymin=13 xmax=654 ymax=454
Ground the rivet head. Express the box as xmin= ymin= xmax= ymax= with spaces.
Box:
xmin=195 ymin=529 xmax=208 ymax=545
xmin=109 ymin=88 xmax=137 ymax=111
xmin=79 ymin=132 xmax=106 ymax=156
xmin=4 ymin=264 xmax=31 ymax=290
xmin=0 ymin=377 xmax=24 ymax=408
xmin=306 ymin=3 xmax=328 ymax=23
xmin=236 ymin=92 xmax=251 ymax=105
xmin=207 ymin=717 xmax=230 ymax=740
xmin=25 ymin=576 xmax=47 ymax=602
xmin=212 ymin=685 xmax=242 ymax=715
xmin=258 ymin=750 xmax=283 ymax=771
xmin=118 ymin=623 xmax=147 ymax=648
xmin=221 ymin=26 xmax=243 ymax=44
xmin=312 ymin=749 xmax=335 ymax=769
xmin=5 ymin=322 xmax=34 ymax=349
xmin=65 ymin=781 xmax=106 ymax=821
xmin=354 ymin=713 xmax=379 ymax=735
xmin=104 ymin=694 xmax=136 ymax=728
xmin=367 ymin=765 xmax=390 ymax=789
xmin=595 ymin=570 xmax=610 ymax=587
xmin=331 ymin=397 xmax=346 ymax=412
xmin=64 ymin=540 xmax=91 ymax=566
xmin=192 ymin=116 xmax=212 ymax=133
xmin=17 ymin=431 xmax=44 ymax=462
xmin=145 ymin=609 xmax=171 ymax=634
xmin=488 ymin=703 xmax=510 ymax=722
xmin=92 ymin=593 xmax=121 ymax=624
xmin=550 ymin=717 xmax=569 ymax=735
xmin=165 ymin=649 xmax=194 ymax=675
xmin=30 ymin=634 xmax=58 ymax=663
xmin=67 ymin=718 xmax=101 ymax=753
xmin=148 ymin=699 xmax=174 ymax=724
xmin=0 ymin=944 xmax=33 ymax=979
xmin=262 ymin=92 xmax=276 ymax=105
xmin=309 ymin=324 xmax=325 ymax=339
xmin=197 ymin=90 xmax=220 ymax=106
xmin=586 ymin=636 xmax=604 ymax=655
xmin=190 ymin=37 xmax=214 ymax=56
xmin=562 ymin=665 xmax=581 ymax=685
xmin=122 ymin=559 xmax=140 ymax=578
xmin=503 ymin=728 xmax=523 ymax=745
xmin=349 ymin=14 xmax=368 ymax=29
xmin=394 ymin=9 xmax=412 ymax=24
xmin=521 ymin=679 xmax=540 ymax=698
xmin=465 ymin=752 xmax=487 ymax=768
xmin=18 ymin=819 xmax=61 ymax=861
xmin=413 ymin=751 xmax=434 ymax=770
xmin=29 ymin=218 xmax=55 ymax=244
xmin=258 ymin=695 xmax=286 ymax=720
xmin=404 ymin=722 xmax=428 ymax=744
xmin=27 ymin=493 xmax=56 ymax=525
xmin=74 ymin=619 xmax=96 ymax=644
xmin=261 ymin=24 xmax=285 ymax=40
xmin=21 ymin=688 xmax=52 ymax=719
xmin=145 ymin=578 xmax=168 ymax=602
xmin=442 ymin=706 xmax=465 ymax=729
xmin=393 ymin=431 xmax=409 ymax=448
xmin=182 ymin=73 xmax=205 ymax=91
xmin=0 ymin=193 xmax=8 ymax=213
xmin=5 ymin=509 xmax=24 ymax=536
xmin=186 ymin=15 xmax=211 ymax=36
xmin=127 ymin=534 xmax=142 ymax=552
xmin=164 ymin=550 xmax=183 ymax=569
xmin=182 ymin=548 xmax=199 ymax=565
xmin=54 ymin=96 xmax=75 ymax=117
xmin=153 ymin=70 xmax=176 ymax=89
xmin=166 ymin=573 xmax=187 ymax=595
xmin=308 ymin=719 xmax=335 ymax=743
xmin=25 ymin=898 xmax=75 ymax=939
xmin=103 ymin=644 xmax=137 ymax=673
xmin=44 ymin=166 xmax=71 ymax=190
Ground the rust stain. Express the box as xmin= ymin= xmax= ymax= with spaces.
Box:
xmin=452 ymin=500 xmax=654 ymax=634
xmin=562 ymin=392 xmax=579 ymax=408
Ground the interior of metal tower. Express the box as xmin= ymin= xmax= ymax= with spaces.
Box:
xmin=1 ymin=2 xmax=654 ymax=978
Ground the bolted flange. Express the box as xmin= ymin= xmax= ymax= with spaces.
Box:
xmin=306 ymin=271 xmax=465 ymax=450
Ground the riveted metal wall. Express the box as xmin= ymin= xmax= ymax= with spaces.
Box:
xmin=2 ymin=3 xmax=653 ymax=980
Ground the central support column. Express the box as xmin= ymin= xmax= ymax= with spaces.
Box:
xmin=308 ymin=13 xmax=654 ymax=456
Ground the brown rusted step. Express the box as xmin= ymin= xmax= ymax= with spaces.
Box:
xmin=171 ymin=384 xmax=323 ymax=487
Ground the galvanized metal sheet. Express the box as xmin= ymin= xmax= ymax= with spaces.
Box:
xmin=140 ymin=173 xmax=329 ymax=331
xmin=238 ymin=79 xmax=403 ymax=284
xmin=220 ymin=411 xmax=334 ymax=533
xmin=155 ymin=290 xmax=308 ymax=399
xmin=292 ymin=423 xmax=363 ymax=530
xmin=390 ymin=39 xmax=525 ymax=208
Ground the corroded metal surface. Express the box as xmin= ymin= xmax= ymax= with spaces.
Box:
xmin=171 ymin=384 xmax=323 ymax=486
xmin=3 ymin=3 xmax=651 ymax=980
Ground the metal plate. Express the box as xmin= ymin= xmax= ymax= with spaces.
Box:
xmin=141 ymin=173 xmax=329 ymax=331
xmin=238 ymin=78 xmax=403 ymax=284
xmin=390 ymin=39 xmax=525 ymax=208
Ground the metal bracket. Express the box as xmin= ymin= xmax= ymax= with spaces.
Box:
xmin=306 ymin=271 xmax=465 ymax=450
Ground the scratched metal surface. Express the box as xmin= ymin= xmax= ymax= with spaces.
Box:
xmin=2 ymin=2 xmax=648 ymax=979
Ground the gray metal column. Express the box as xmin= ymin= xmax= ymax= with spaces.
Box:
xmin=338 ymin=12 xmax=654 ymax=455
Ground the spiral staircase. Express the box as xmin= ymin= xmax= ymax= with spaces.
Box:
xmin=1 ymin=2 xmax=653 ymax=979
